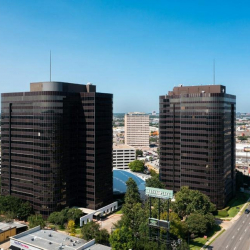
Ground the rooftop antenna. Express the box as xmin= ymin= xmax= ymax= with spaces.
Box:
xmin=50 ymin=50 xmax=52 ymax=82
xmin=213 ymin=59 xmax=215 ymax=85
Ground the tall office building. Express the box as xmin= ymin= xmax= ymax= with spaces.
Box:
xmin=124 ymin=112 xmax=149 ymax=148
xmin=1 ymin=81 xmax=113 ymax=215
xmin=159 ymin=85 xmax=236 ymax=209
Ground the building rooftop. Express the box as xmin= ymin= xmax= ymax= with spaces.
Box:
xmin=30 ymin=81 xmax=96 ymax=93
xmin=126 ymin=112 xmax=148 ymax=116
xmin=168 ymin=84 xmax=226 ymax=96
xmin=12 ymin=227 xmax=88 ymax=250
xmin=87 ymin=244 xmax=111 ymax=250
xmin=113 ymin=144 xmax=135 ymax=150
xmin=0 ymin=221 xmax=27 ymax=233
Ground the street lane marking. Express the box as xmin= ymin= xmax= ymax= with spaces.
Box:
xmin=240 ymin=236 xmax=242 ymax=241
xmin=238 ymin=227 xmax=240 ymax=231
xmin=232 ymin=235 xmax=235 ymax=239
xmin=243 ymin=221 xmax=245 ymax=223
xmin=234 ymin=247 xmax=236 ymax=250
xmin=226 ymin=245 xmax=229 ymax=248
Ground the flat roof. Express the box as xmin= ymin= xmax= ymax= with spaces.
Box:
xmin=113 ymin=144 xmax=135 ymax=150
xmin=87 ymin=244 xmax=111 ymax=250
xmin=12 ymin=228 xmax=88 ymax=250
xmin=0 ymin=221 xmax=27 ymax=233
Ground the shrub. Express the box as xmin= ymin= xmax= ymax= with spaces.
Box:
xmin=217 ymin=210 xmax=229 ymax=217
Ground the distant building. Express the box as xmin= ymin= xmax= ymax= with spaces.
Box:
xmin=10 ymin=226 xmax=111 ymax=250
xmin=1 ymin=81 xmax=113 ymax=216
xmin=124 ymin=112 xmax=149 ymax=148
xmin=152 ymin=111 xmax=157 ymax=115
xmin=159 ymin=85 xmax=236 ymax=209
xmin=113 ymin=144 xmax=136 ymax=169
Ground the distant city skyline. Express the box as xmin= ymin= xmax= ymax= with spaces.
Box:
xmin=1 ymin=1 xmax=250 ymax=112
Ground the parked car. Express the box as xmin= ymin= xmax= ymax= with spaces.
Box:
xmin=245 ymin=209 xmax=250 ymax=214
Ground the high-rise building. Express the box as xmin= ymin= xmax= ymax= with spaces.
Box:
xmin=1 ymin=81 xmax=113 ymax=215
xmin=124 ymin=112 xmax=149 ymax=148
xmin=113 ymin=144 xmax=136 ymax=169
xmin=159 ymin=85 xmax=236 ymax=209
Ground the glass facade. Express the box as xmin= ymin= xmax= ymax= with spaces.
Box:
xmin=1 ymin=82 xmax=113 ymax=215
xmin=159 ymin=85 xmax=236 ymax=209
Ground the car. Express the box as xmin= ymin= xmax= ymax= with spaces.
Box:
xmin=245 ymin=209 xmax=250 ymax=214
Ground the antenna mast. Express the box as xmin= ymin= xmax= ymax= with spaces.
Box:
xmin=213 ymin=59 xmax=215 ymax=85
xmin=50 ymin=51 xmax=51 ymax=82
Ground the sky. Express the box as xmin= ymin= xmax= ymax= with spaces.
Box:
xmin=0 ymin=0 xmax=250 ymax=113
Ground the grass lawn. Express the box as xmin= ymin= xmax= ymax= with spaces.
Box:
xmin=215 ymin=192 xmax=250 ymax=219
xmin=115 ymin=209 xmax=123 ymax=214
xmin=75 ymin=228 xmax=81 ymax=235
xmin=227 ymin=193 xmax=250 ymax=217
xmin=189 ymin=224 xmax=221 ymax=250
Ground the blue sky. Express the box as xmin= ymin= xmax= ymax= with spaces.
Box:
xmin=0 ymin=0 xmax=250 ymax=112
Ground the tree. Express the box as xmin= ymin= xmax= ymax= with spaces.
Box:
xmin=48 ymin=211 xmax=66 ymax=227
xmin=81 ymin=221 xmax=109 ymax=245
xmin=67 ymin=220 xmax=76 ymax=235
xmin=96 ymin=229 xmax=110 ymax=245
xmin=149 ymin=169 xmax=158 ymax=177
xmin=124 ymin=178 xmax=141 ymax=206
xmin=238 ymin=136 xmax=248 ymax=141
xmin=67 ymin=208 xmax=83 ymax=225
xmin=17 ymin=202 xmax=33 ymax=220
xmin=146 ymin=176 xmax=164 ymax=189
xmin=109 ymin=226 xmax=134 ymax=250
xmin=186 ymin=213 xmax=209 ymax=236
xmin=136 ymin=149 xmax=143 ymax=159
xmin=28 ymin=214 xmax=45 ymax=229
xmin=160 ymin=212 xmax=188 ymax=239
xmin=128 ymin=160 xmax=144 ymax=172
xmin=0 ymin=196 xmax=33 ymax=220
xmin=81 ymin=221 xmax=100 ymax=241
xmin=172 ymin=186 xmax=216 ymax=218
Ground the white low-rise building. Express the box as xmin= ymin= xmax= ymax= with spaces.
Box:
xmin=10 ymin=226 xmax=111 ymax=250
xmin=113 ymin=144 xmax=136 ymax=169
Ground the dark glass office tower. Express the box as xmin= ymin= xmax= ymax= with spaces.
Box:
xmin=159 ymin=85 xmax=236 ymax=209
xmin=1 ymin=82 xmax=113 ymax=215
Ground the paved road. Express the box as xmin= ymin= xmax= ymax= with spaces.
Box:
xmin=209 ymin=205 xmax=250 ymax=250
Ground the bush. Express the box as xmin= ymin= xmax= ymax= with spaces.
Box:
xmin=217 ymin=210 xmax=229 ymax=217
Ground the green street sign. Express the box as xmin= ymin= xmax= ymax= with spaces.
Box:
xmin=148 ymin=218 xmax=170 ymax=229
xmin=146 ymin=187 xmax=173 ymax=199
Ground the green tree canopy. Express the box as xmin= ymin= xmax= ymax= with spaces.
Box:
xmin=0 ymin=196 xmax=33 ymax=220
xmin=186 ymin=213 xmax=215 ymax=236
xmin=145 ymin=175 xmax=165 ymax=189
xmin=81 ymin=221 xmax=109 ymax=245
xmin=128 ymin=160 xmax=144 ymax=172
xmin=172 ymin=186 xmax=216 ymax=218
xmin=109 ymin=226 xmax=134 ymax=250
xmin=160 ymin=211 xmax=188 ymax=239
xmin=28 ymin=214 xmax=45 ymax=229
xmin=67 ymin=208 xmax=83 ymax=224
xmin=136 ymin=149 xmax=143 ymax=158
xmin=48 ymin=211 xmax=66 ymax=226
xmin=124 ymin=178 xmax=141 ymax=205
xmin=48 ymin=208 xmax=83 ymax=227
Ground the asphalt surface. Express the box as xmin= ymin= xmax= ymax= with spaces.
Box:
xmin=209 ymin=205 xmax=250 ymax=250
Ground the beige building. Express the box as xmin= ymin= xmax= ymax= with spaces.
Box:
xmin=125 ymin=112 xmax=149 ymax=148
xmin=113 ymin=144 xmax=136 ymax=169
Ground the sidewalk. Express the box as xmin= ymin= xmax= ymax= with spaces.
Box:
xmin=201 ymin=196 xmax=250 ymax=249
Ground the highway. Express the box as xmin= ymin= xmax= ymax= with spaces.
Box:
xmin=209 ymin=205 xmax=250 ymax=250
